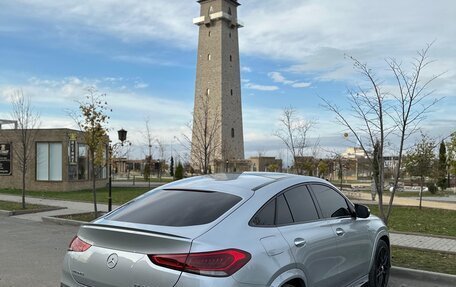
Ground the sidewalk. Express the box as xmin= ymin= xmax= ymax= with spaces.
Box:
xmin=0 ymin=194 xmax=118 ymax=222
xmin=347 ymin=191 xmax=456 ymax=211
xmin=1 ymin=194 xmax=456 ymax=254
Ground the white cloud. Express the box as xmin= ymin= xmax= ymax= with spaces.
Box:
xmin=241 ymin=66 xmax=252 ymax=73
xmin=268 ymin=72 xmax=295 ymax=85
xmin=245 ymin=82 xmax=279 ymax=91
xmin=134 ymin=82 xmax=148 ymax=89
xmin=291 ymin=82 xmax=311 ymax=88
xmin=2 ymin=1 xmax=198 ymax=48
xmin=0 ymin=76 xmax=193 ymax=134
xmin=268 ymin=71 xmax=312 ymax=89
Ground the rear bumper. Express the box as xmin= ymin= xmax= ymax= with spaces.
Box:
xmin=175 ymin=272 xmax=267 ymax=287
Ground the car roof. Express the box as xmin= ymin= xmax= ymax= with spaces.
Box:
xmin=160 ymin=172 xmax=330 ymax=195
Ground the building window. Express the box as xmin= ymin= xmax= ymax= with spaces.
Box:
xmin=228 ymin=7 xmax=232 ymax=15
xmin=231 ymin=128 xmax=235 ymax=138
xmin=208 ymin=31 xmax=211 ymax=37
xmin=209 ymin=6 xmax=213 ymax=13
xmin=208 ymin=54 xmax=211 ymax=61
xmin=230 ymin=89 xmax=233 ymax=95
xmin=206 ymin=88 xmax=210 ymax=96
xmin=229 ymin=32 xmax=232 ymax=38
xmin=36 ymin=142 xmax=62 ymax=181
xmin=230 ymin=55 xmax=232 ymax=62
xmin=78 ymin=144 xmax=88 ymax=180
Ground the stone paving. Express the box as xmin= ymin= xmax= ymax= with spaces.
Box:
xmin=390 ymin=233 xmax=456 ymax=254
xmin=1 ymin=194 xmax=456 ymax=254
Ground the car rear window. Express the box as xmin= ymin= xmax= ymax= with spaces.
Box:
xmin=106 ymin=189 xmax=242 ymax=227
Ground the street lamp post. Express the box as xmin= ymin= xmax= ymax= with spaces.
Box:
xmin=108 ymin=129 xmax=129 ymax=212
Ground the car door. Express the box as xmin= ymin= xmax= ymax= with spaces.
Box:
xmin=309 ymin=184 xmax=371 ymax=286
xmin=276 ymin=185 xmax=342 ymax=287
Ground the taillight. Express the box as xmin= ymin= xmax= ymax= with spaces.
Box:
xmin=68 ymin=236 xmax=92 ymax=252
xmin=149 ymin=249 xmax=251 ymax=277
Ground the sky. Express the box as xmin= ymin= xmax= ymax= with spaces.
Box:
xmin=0 ymin=0 xmax=455 ymax=163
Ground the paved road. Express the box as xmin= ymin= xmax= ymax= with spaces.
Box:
xmin=388 ymin=276 xmax=454 ymax=287
xmin=0 ymin=216 xmax=78 ymax=287
xmin=0 ymin=216 xmax=453 ymax=287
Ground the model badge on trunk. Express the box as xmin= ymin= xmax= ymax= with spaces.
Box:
xmin=106 ymin=253 xmax=118 ymax=269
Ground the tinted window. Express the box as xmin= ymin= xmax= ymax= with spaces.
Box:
xmin=284 ymin=186 xmax=319 ymax=222
xmin=276 ymin=195 xmax=293 ymax=225
xmin=311 ymin=185 xmax=351 ymax=218
xmin=251 ymin=199 xmax=275 ymax=226
xmin=107 ymin=189 xmax=241 ymax=226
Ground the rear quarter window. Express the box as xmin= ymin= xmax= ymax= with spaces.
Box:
xmin=106 ymin=189 xmax=242 ymax=226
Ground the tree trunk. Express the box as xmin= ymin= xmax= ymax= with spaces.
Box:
xmin=91 ymin=151 xmax=98 ymax=216
xmin=21 ymin=165 xmax=26 ymax=209
xmin=419 ymin=176 xmax=424 ymax=210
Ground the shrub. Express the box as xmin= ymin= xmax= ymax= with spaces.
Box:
xmin=427 ymin=183 xmax=438 ymax=194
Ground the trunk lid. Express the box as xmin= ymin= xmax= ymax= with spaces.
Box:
xmin=68 ymin=224 xmax=192 ymax=287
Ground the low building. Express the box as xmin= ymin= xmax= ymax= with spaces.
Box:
xmin=249 ymin=156 xmax=283 ymax=172
xmin=0 ymin=127 xmax=108 ymax=192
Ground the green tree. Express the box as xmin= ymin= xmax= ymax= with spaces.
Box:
xmin=73 ymin=88 xmax=110 ymax=216
xmin=317 ymin=160 xmax=328 ymax=178
xmin=404 ymin=134 xmax=435 ymax=209
xmin=175 ymin=162 xmax=184 ymax=180
xmin=436 ymin=141 xmax=447 ymax=190
xmin=170 ymin=156 xmax=174 ymax=178
xmin=448 ymin=132 xmax=456 ymax=188
xmin=143 ymin=162 xmax=150 ymax=180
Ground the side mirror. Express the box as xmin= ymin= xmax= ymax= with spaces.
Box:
xmin=355 ymin=204 xmax=370 ymax=219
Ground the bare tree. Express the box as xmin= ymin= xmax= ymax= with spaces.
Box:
xmin=274 ymin=107 xmax=315 ymax=175
xmin=10 ymin=90 xmax=40 ymax=209
xmin=185 ymin=93 xmax=221 ymax=174
xmin=143 ymin=118 xmax=155 ymax=187
xmin=323 ymin=44 xmax=441 ymax=224
xmin=71 ymin=88 xmax=110 ymax=216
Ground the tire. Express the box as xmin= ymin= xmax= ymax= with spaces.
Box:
xmin=368 ymin=240 xmax=390 ymax=287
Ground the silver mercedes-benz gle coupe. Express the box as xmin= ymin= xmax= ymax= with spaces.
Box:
xmin=61 ymin=172 xmax=390 ymax=287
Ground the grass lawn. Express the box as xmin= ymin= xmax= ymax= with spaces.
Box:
xmin=367 ymin=204 xmax=456 ymax=237
xmin=392 ymin=247 xmax=456 ymax=275
xmin=0 ymin=187 xmax=150 ymax=205
xmin=0 ymin=200 xmax=54 ymax=211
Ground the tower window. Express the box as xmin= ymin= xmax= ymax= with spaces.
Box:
xmin=230 ymin=89 xmax=233 ymax=95
xmin=228 ymin=7 xmax=232 ymax=15
xmin=229 ymin=32 xmax=232 ymax=38
xmin=209 ymin=6 xmax=214 ymax=13
xmin=230 ymin=55 xmax=232 ymax=62
xmin=208 ymin=31 xmax=211 ymax=37
xmin=208 ymin=54 xmax=211 ymax=61
xmin=206 ymin=88 xmax=210 ymax=96
xmin=231 ymin=128 xmax=235 ymax=138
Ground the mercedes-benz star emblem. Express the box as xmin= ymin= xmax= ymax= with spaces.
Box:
xmin=106 ymin=253 xmax=119 ymax=269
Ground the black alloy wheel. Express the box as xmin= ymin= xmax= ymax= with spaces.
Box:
xmin=369 ymin=240 xmax=390 ymax=287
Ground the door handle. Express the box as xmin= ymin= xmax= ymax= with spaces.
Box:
xmin=336 ymin=228 xmax=345 ymax=236
xmin=294 ymin=238 xmax=306 ymax=247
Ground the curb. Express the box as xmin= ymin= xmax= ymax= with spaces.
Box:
xmin=42 ymin=216 xmax=85 ymax=226
xmin=392 ymin=244 xmax=456 ymax=256
xmin=0 ymin=206 xmax=65 ymax=216
xmin=390 ymin=230 xmax=456 ymax=240
xmin=0 ymin=210 xmax=14 ymax=216
xmin=391 ymin=266 xmax=456 ymax=285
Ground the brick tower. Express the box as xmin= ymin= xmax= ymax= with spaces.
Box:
xmin=191 ymin=0 xmax=244 ymax=173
